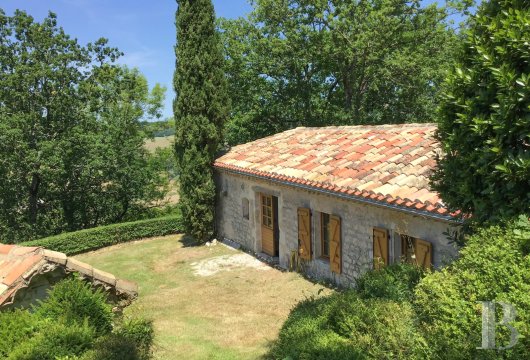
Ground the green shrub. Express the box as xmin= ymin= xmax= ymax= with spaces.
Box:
xmin=7 ymin=320 xmax=94 ymax=360
xmin=80 ymin=334 xmax=140 ymax=360
xmin=80 ymin=318 xmax=154 ymax=360
xmin=114 ymin=318 xmax=154 ymax=360
xmin=36 ymin=277 xmax=113 ymax=334
xmin=0 ymin=310 xmax=39 ymax=358
xmin=270 ymin=291 xmax=430 ymax=360
xmin=414 ymin=217 xmax=530 ymax=359
xmin=355 ymin=263 xmax=425 ymax=302
xmin=22 ymin=214 xmax=182 ymax=255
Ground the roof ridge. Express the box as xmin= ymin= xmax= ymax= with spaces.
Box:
xmin=290 ymin=123 xmax=438 ymax=131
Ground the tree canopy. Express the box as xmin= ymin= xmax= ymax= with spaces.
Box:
xmin=0 ymin=10 xmax=168 ymax=243
xmin=432 ymin=0 xmax=530 ymax=224
xmin=220 ymin=0 xmax=462 ymax=145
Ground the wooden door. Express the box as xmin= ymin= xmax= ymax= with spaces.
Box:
xmin=373 ymin=228 xmax=389 ymax=269
xmin=261 ymin=194 xmax=275 ymax=256
xmin=297 ymin=208 xmax=311 ymax=260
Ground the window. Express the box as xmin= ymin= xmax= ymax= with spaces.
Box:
xmin=242 ymin=198 xmax=249 ymax=220
xmin=261 ymin=194 xmax=273 ymax=228
xmin=400 ymin=234 xmax=433 ymax=269
xmin=320 ymin=213 xmax=331 ymax=259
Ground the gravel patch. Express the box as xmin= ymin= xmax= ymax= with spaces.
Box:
xmin=191 ymin=253 xmax=271 ymax=277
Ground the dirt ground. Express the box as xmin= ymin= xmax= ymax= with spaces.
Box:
xmin=76 ymin=235 xmax=331 ymax=360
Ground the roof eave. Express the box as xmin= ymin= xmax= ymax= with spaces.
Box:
xmin=214 ymin=165 xmax=461 ymax=224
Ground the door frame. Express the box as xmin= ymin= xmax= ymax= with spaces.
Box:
xmin=260 ymin=193 xmax=279 ymax=256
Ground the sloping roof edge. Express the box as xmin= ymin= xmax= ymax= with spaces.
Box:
xmin=214 ymin=164 xmax=461 ymax=224
xmin=0 ymin=245 xmax=138 ymax=308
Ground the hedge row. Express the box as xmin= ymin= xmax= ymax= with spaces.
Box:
xmin=22 ymin=215 xmax=182 ymax=255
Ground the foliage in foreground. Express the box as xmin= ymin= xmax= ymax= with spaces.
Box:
xmin=35 ymin=277 xmax=113 ymax=334
xmin=0 ymin=11 xmax=169 ymax=244
xmin=355 ymin=262 xmax=425 ymax=303
xmin=0 ymin=278 xmax=153 ymax=360
xmin=22 ymin=214 xmax=182 ymax=255
xmin=273 ymin=217 xmax=530 ymax=359
xmin=173 ymin=0 xmax=229 ymax=242
xmin=414 ymin=215 xmax=530 ymax=359
xmin=270 ymin=291 xmax=429 ymax=360
xmin=432 ymin=0 xmax=530 ymax=224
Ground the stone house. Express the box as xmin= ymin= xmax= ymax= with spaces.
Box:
xmin=214 ymin=124 xmax=460 ymax=286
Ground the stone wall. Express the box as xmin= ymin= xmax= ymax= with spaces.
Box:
xmin=215 ymin=170 xmax=459 ymax=287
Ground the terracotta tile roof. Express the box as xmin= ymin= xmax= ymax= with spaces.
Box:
xmin=214 ymin=124 xmax=457 ymax=220
xmin=0 ymin=245 xmax=138 ymax=307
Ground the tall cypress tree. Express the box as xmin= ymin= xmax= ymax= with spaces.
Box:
xmin=173 ymin=0 xmax=229 ymax=242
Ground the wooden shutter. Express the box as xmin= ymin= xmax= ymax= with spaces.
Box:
xmin=297 ymin=208 xmax=311 ymax=260
xmin=373 ymin=228 xmax=389 ymax=269
xmin=415 ymin=239 xmax=432 ymax=269
xmin=329 ymin=215 xmax=341 ymax=274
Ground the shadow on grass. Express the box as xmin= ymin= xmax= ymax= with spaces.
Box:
xmin=179 ymin=234 xmax=200 ymax=248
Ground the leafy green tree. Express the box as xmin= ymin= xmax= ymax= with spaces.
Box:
xmin=174 ymin=0 xmax=229 ymax=242
xmin=0 ymin=11 xmax=168 ymax=242
xmin=220 ymin=0 xmax=461 ymax=145
xmin=432 ymin=0 xmax=530 ymax=224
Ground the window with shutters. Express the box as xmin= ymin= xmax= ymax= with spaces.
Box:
xmin=297 ymin=208 xmax=311 ymax=260
xmin=400 ymin=234 xmax=433 ymax=269
xmin=329 ymin=215 xmax=341 ymax=274
xmin=320 ymin=213 xmax=331 ymax=259
xmin=373 ymin=228 xmax=389 ymax=269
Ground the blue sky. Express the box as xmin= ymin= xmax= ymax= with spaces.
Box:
xmin=1 ymin=0 xmax=252 ymax=120
xmin=1 ymin=0 xmax=460 ymax=120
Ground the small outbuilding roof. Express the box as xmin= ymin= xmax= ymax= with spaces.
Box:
xmin=0 ymin=244 xmax=137 ymax=307
xmin=214 ymin=124 xmax=455 ymax=220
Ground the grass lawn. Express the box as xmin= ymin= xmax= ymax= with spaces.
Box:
xmin=76 ymin=235 xmax=330 ymax=360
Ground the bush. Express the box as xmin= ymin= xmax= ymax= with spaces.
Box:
xmin=7 ymin=320 xmax=94 ymax=360
xmin=81 ymin=319 xmax=154 ymax=360
xmin=1 ymin=278 xmax=155 ymax=359
xmin=80 ymin=334 xmax=140 ymax=360
xmin=270 ymin=291 xmax=430 ymax=360
xmin=414 ymin=217 xmax=530 ymax=359
xmin=0 ymin=310 xmax=39 ymax=358
xmin=355 ymin=263 xmax=425 ymax=303
xmin=22 ymin=214 xmax=182 ymax=255
xmin=114 ymin=318 xmax=154 ymax=360
xmin=36 ymin=277 xmax=113 ymax=334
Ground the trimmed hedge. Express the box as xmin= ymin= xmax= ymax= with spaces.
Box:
xmin=22 ymin=215 xmax=182 ymax=255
